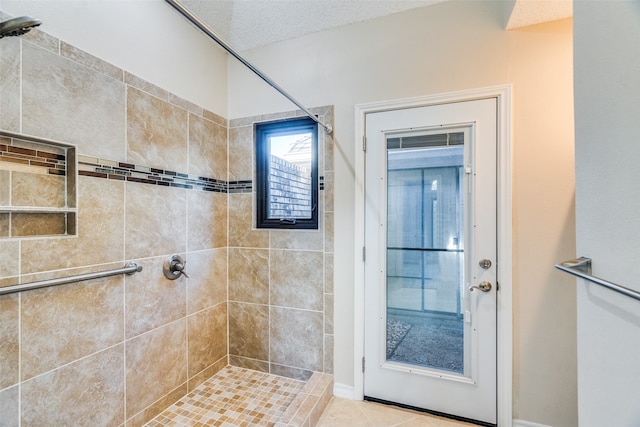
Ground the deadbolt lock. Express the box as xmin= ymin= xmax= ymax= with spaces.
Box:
xmin=479 ymin=259 xmax=492 ymax=269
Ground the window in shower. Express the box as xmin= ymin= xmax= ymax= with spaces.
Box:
xmin=255 ymin=117 xmax=318 ymax=229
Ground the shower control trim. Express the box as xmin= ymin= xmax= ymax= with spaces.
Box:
xmin=163 ymin=254 xmax=190 ymax=280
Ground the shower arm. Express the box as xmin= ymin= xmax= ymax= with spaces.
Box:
xmin=164 ymin=0 xmax=333 ymax=135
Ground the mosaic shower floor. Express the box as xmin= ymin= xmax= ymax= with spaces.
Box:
xmin=145 ymin=366 xmax=333 ymax=427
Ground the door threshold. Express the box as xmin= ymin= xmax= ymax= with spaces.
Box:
xmin=363 ymin=396 xmax=496 ymax=427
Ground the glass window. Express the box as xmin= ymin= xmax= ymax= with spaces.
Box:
xmin=255 ymin=117 xmax=318 ymax=229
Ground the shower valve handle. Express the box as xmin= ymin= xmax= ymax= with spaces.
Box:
xmin=163 ymin=254 xmax=190 ymax=280
xmin=171 ymin=261 xmax=190 ymax=278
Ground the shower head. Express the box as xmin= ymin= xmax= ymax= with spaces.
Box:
xmin=0 ymin=16 xmax=42 ymax=39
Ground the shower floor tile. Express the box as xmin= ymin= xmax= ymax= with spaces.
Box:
xmin=145 ymin=366 xmax=307 ymax=426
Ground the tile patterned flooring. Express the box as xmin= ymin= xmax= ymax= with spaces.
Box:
xmin=145 ymin=365 xmax=476 ymax=427
xmin=317 ymin=397 xmax=478 ymax=427
xmin=145 ymin=366 xmax=332 ymax=427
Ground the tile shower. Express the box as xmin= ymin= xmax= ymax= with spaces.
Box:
xmin=0 ymin=19 xmax=333 ymax=427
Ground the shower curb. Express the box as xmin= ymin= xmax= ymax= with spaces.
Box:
xmin=276 ymin=372 xmax=334 ymax=427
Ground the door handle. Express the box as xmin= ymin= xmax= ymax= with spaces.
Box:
xmin=469 ymin=281 xmax=492 ymax=292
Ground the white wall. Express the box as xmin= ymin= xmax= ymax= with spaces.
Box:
xmin=0 ymin=0 xmax=228 ymax=115
xmin=228 ymin=2 xmax=576 ymax=425
xmin=574 ymin=1 xmax=640 ymax=425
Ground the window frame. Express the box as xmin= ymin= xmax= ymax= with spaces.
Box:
xmin=255 ymin=116 xmax=319 ymax=230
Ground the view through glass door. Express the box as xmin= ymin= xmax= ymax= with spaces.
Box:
xmin=363 ymin=99 xmax=497 ymax=426
xmin=386 ymin=134 xmax=467 ymax=374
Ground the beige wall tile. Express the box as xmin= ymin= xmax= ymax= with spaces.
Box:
xmin=0 ymin=276 xmax=19 ymax=288
xmin=203 ymin=109 xmax=227 ymax=128
xmin=213 ymin=192 xmax=228 ymax=247
xmin=0 ymin=385 xmax=19 ymax=427
xmin=308 ymin=372 xmax=333 ymax=398
xmin=125 ymin=256 xmax=186 ymax=339
xmin=126 ymin=320 xmax=187 ymax=418
xmin=0 ymin=170 xmax=10 ymax=206
xmin=0 ymin=294 xmax=19 ymax=389
xmin=187 ymin=356 xmax=227 ymax=392
xmin=125 ymin=183 xmax=187 ymax=260
xmin=20 ymin=275 xmax=124 ymax=380
xmin=270 ymin=229 xmax=323 ymax=251
xmin=322 ymin=110 xmax=335 ymax=173
xmin=0 ymin=241 xmax=19 ymax=280
xmin=270 ymin=307 xmax=323 ymax=372
xmin=0 ymin=38 xmax=21 ymax=132
xmin=324 ymin=293 xmax=334 ymax=335
xmin=228 ymin=301 xmax=269 ymax=361
xmin=186 ymin=248 xmax=227 ymax=315
xmin=323 ymin=171 xmax=334 ymax=212
xmin=226 ymin=108 xmax=334 ymax=376
xmin=21 ymin=42 xmax=126 ymax=160
xmin=311 ymin=382 xmax=334 ymax=426
xmin=21 ymin=345 xmax=125 ymax=427
xmin=21 ymin=30 xmax=58 ymax=54
xmin=189 ymin=113 xmax=227 ymax=180
xmin=127 ymin=86 xmax=188 ymax=171
xmin=324 ymin=212 xmax=334 ymax=253
xmin=228 ymin=248 xmax=269 ymax=304
xmin=277 ymin=390 xmax=308 ymax=425
xmin=11 ymin=172 xmax=65 ymax=208
xmin=21 ymin=177 xmax=124 ymax=274
xmin=270 ymin=363 xmax=313 ymax=381
xmin=169 ymin=93 xmax=201 ymax=116
xmin=228 ymin=193 xmax=268 ymax=248
xmin=187 ymin=190 xmax=227 ymax=251
xmin=188 ymin=302 xmax=227 ymax=378
xmin=228 ymin=355 xmax=269 ymax=373
xmin=125 ymin=72 xmax=168 ymax=101
xmin=324 ymin=253 xmax=334 ymax=294
xmin=228 ymin=126 xmax=254 ymax=182
xmin=324 ymin=335 xmax=334 ymax=374
xmin=0 ymin=214 xmax=8 ymax=237
xmin=60 ymin=42 xmax=124 ymax=81
xmin=270 ymin=250 xmax=323 ymax=311
xmin=229 ymin=116 xmax=255 ymax=128
xmin=290 ymin=393 xmax=317 ymax=426
xmin=301 ymin=371 xmax=326 ymax=395
xmin=125 ymin=383 xmax=188 ymax=427
xmin=11 ymin=213 xmax=67 ymax=236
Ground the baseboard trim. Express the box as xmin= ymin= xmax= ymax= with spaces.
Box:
xmin=333 ymin=383 xmax=355 ymax=399
xmin=513 ymin=420 xmax=553 ymax=427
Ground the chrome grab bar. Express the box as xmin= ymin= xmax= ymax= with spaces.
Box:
xmin=0 ymin=262 xmax=142 ymax=295
xmin=555 ymin=257 xmax=640 ymax=302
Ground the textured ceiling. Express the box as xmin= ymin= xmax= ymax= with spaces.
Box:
xmin=180 ymin=0 xmax=573 ymax=51
xmin=506 ymin=0 xmax=572 ymax=29
xmin=181 ymin=0 xmax=446 ymax=51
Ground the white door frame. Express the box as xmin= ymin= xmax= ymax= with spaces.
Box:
xmin=353 ymin=85 xmax=512 ymax=426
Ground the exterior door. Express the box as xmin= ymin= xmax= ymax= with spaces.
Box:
xmin=363 ymin=98 xmax=497 ymax=425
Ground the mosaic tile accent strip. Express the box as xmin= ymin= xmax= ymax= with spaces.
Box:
xmin=145 ymin=366 xmax=305 ymax=427
xmin=79 ymin=155 xmax=324 ymax=194
xmin=78 ymin=155 xmax=227 ymax=192
xmin=229 ymin=180 xmax=253 ymax=194
xmin=0 ymin=138 xmax=66 ymax=176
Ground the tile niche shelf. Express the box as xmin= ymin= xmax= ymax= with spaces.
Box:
xmin=0 ymin=130 xmax=77 ymax=238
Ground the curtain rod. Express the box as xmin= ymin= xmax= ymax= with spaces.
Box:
xmin=164 ymin=0 xmax=333 ymax=134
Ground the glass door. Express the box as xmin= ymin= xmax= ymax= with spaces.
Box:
xmin=385 ymin=136 xmax=467 ymax=375
xmin=363 ymin=98 xmax=497 ymax=425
